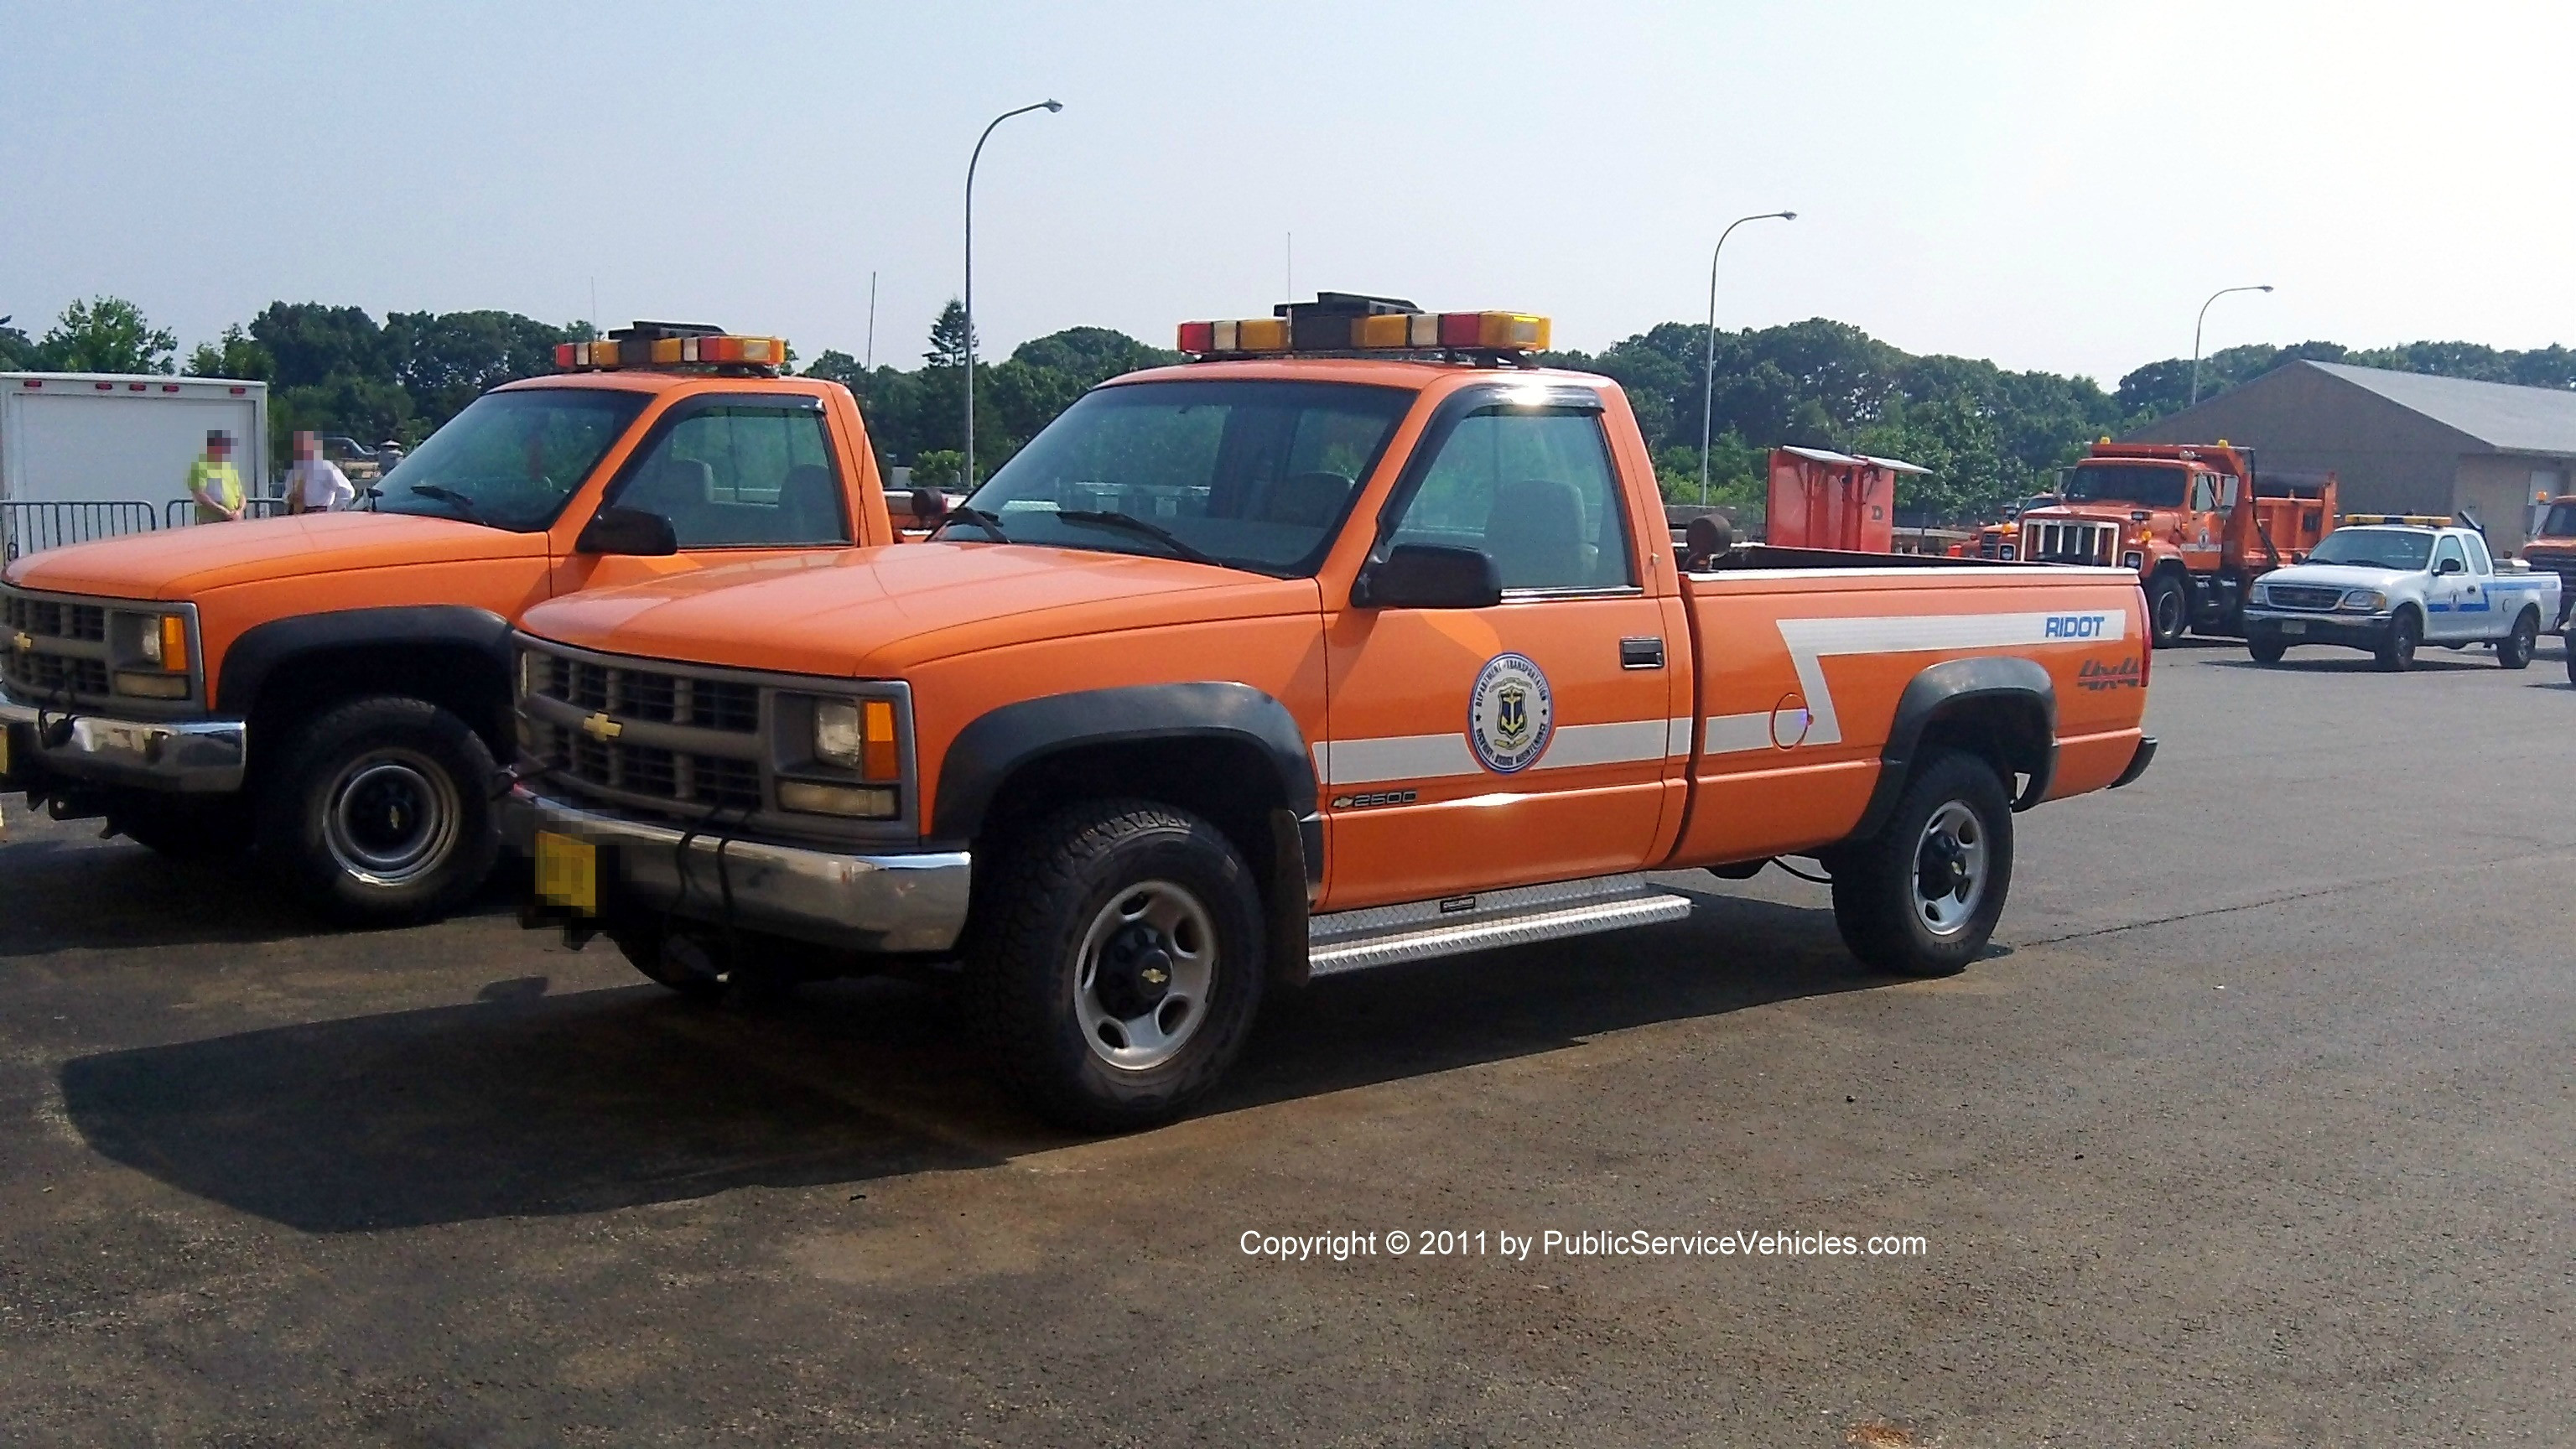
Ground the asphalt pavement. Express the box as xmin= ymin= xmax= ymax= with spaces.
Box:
xmin=2 ymin=636 xmax=2570 ymax=1446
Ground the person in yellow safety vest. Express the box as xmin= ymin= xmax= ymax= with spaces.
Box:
xmin=188 ymin=429 xmax=246 ymax=523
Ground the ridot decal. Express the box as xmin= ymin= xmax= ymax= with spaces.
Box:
xmin=1467 ymin=652 xmax=1553 ymax=773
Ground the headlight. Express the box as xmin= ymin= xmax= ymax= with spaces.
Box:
xmin=810 ymin=697 xmax=901 ymax=779
xmin=2249 ymin=584 xmax=2269 ymax=605
xmin=117 ymin=612 xmax=190 ymax=673
xmin=2339 ymin=589 xmax=2387 ymax=613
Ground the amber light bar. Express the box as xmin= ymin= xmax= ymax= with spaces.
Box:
xmin=1177 ymin=309 xmax=1549 ymax=358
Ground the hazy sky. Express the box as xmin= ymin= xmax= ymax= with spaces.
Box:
xmin=6 ymin=1 xmax=2572 ymax=387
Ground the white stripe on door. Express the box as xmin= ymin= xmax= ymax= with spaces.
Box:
xmin=1315 ymin=718 xmax=1693 ymax=787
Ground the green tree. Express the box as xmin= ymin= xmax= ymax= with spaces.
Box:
xmin=0 ymin=319 xmax=39 ymax=371
xmin=926 ymin=300 xmax=974 ymax=370
xmin=38 ymin=296 xmax=178 ymax=374
xmin=184 ymin=325 xmax=273 ymax=381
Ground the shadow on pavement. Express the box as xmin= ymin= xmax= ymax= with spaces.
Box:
xmin=60 ymin=885 xmax=1883 ymax=1233
xmin=0 ymin=822 xmax=518 ymax=957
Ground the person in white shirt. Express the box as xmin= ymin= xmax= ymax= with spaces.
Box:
xmin=284 ymin=431 xmax=357 ymax=514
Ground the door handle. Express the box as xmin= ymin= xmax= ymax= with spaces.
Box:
xmin=1619 ymin=636 xmax=1665 ymax=669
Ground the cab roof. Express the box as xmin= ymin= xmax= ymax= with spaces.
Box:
xmin=492 ymin=371 xmax=847 ymax=397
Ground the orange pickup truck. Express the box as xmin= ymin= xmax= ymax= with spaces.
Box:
xmin=0 ymin=324 xmax=898 ymax=923
xmin=504 ymin=294 xmax=2158 ymax=1130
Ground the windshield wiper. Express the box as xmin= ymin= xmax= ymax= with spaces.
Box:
xmin=406 ymin=484 xmax=489 ymax=527
xmin=1054 ymin=509 xmax=1222 ymax=568
xmin=933 ymin=504 xmax=1010 ymax=543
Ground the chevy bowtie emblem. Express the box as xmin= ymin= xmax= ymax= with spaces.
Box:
xmin=580 ymin=713 xmax=623 ymax=741
xmin=9 ymin=631 xmax=31 ymax=652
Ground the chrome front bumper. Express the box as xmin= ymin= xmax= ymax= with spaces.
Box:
xmin=0 ymin=683 xmax=247 ymax=793
xmin=501 ymin=787 xmax=972 ymax=955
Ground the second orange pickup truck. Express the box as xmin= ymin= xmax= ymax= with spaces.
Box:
xmin=504 ymin=293 xmax=2158 ymax=1130
xmin=0 ymin=324 xmax=898 ymax=923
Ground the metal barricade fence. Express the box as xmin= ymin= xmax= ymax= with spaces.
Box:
xmin=0 ymin=500 xmax=164 ymax=562
xmin=164 ymin=496 xmax=292 ymax=528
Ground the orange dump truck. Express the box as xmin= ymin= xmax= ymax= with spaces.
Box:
xmin=504 ymin=293 xmax=2157 ymax=1130
xmin=0 ymin=324 xmax=897 ymax=922
xmin=2018 ymin=439 xmax=2334 ymax=647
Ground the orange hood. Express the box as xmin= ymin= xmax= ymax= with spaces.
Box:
xmin=1 ymin=512 xmax=545 ymax=600
xmin=517 ymin=542 xmax=1318 ymax=678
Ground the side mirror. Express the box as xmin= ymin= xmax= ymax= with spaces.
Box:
xmin=1353 ymin=543 xmax=1502 ymax=610
xmin=575 ymin=505 xmax=678 ymax=557
xmin=909 ymin=488 xmax=951 ymax=522
xmin=2437 ymin=557 xmax=2464 ymax=575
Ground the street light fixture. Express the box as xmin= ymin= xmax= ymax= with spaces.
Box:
xmin=1700 ymin=210 xmax=1796 ymax=506
xmin=963 ymin=98 xmax=1062 ymax=489
xmin=2190 ymin=283 xmax=2274 ymax=407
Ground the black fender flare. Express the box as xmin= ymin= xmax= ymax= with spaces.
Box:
xmin=932 ymin=681 xmax=1319 ymax=849
xmin=216 ymin=605 xmax=517 ymax=718
xmin=1848 ymin=657 xmax=2057 ymax=840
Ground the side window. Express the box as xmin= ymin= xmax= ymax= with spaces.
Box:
xmin=2189 ymin=473 xmax=2216 ymax=512
xmin=610 ymin=403 xmax=850 ymax=548
xmin=2462 ymin=532 xmax=2493 ymax=574
xmin=2433 ymin=535 xmax=2467 ymax=574
xmin=1381 ymin=410 xmax=1635 ymax=591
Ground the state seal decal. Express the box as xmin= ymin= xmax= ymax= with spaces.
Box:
xmin=1467 ymin=652 xmax=1553 ymax=774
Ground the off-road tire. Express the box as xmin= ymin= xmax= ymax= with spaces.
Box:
xmin=2374 ymin=609 xmax=2421 ymax=673
xmin=969 ymin=798 xmax=1265 ymax=1132
xmin=1830 ymin=750 xmax=2014 ymax=978
xmin=2247 ymin=636 xmax=2287 ymax=665
xmin=2146 ymin=574 xmax=2189 ymax=648
xmin=2498 ymin=608 xmax=2539 ymax=669
xmin=111 ymin=793 xmax=247 ymax=861
xmin=257 ymin=695 xmax=500 ymax=927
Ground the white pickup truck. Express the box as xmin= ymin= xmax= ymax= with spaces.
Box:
xmin=2242 ymin=521 xmax=2560 ymax=672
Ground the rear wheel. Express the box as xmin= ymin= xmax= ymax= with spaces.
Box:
xmin=2498 ymin=608 xmax=2538 ymax=669
xmin=2146 ymin=574 xmax=2189 ymax=648
xmin=2374 ymin=609 xmax=2421 ymax=673
xmin=257 ymin=695 xmax=500 ymax=927
xmin=1830 ymin=751 xmax=2014 ymax=978
xmin=969 ymin=799 xmax=1265 ymax=1131
xmin=2247 ymin=636 xmax=2287 ymax=665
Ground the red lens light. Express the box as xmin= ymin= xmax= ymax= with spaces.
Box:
xmin=1177 ymin=321 xmax=1214 ymax=353
xmin=553 ymin=343 xmax=578 ymax=368
xmin=1437 ymin=313 xmax=1481 ymax=347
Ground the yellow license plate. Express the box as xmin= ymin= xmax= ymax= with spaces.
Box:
xmin=0 ymin=725 xmax=10 ymax=780
xmin=533 ymin=830 xmax=599 ymax=916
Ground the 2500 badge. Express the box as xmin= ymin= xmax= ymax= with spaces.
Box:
xmin=2076 ymin=657 xmax=2142 ymax=692
xmin=1332 ymin=789 xmax=1420 ymax=809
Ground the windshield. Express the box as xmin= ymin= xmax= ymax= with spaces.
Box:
xmin=959 ymin=379 xmax=1415 ymax=574
xmin=376 ymin=387 xmax=652 ymax=532
xmin=2307 ymin=527 xmax=2433 ymax=570
xmin=2542 ymin=501 xmax=2576 ymax=538
xmin=2063 ymin=464 xmax=2185 ymax=508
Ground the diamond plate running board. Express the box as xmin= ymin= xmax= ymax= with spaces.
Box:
xmin=1306 ymin=873 xmax=1696 ymax=977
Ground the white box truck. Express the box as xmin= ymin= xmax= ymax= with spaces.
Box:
xmin=0 ymin=373 xmax=269 ymax=560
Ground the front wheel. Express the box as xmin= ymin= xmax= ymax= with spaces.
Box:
xmin=2248 ymin=636 xmax=2287 ymax=665
xmin=1830 ymin=751 xmax=2015 ymax=978
xmin=2146 ymin=574 xmax=2189 ymax=648
xmin=2498 ymin=608 xmax=2538 ymax=669
xmin=2374 ymin=610 xmax=2421 ymax=673
xmin=969 ymin=799 xmax=1265 ymax=1131
xmin=257 ymin=696 xmax=501 ymax=927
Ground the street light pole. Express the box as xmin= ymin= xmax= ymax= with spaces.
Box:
xmin=2190 ymin=283 xmax=2274 ymax=407
xmin=964 ymin=98 xmax=1062 ymax=489
xmin=1700 ymin=210 xmax=1796 ymax=506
